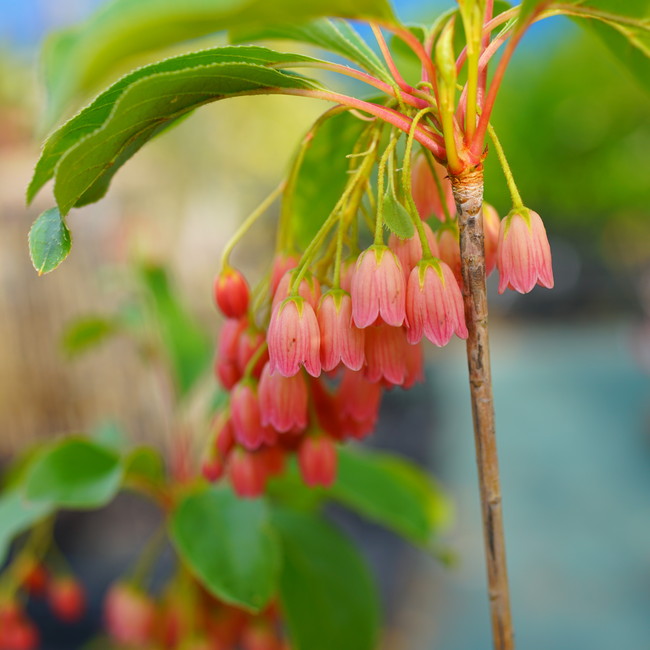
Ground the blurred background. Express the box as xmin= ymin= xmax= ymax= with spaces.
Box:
xmin=1 ymin=0 xmax=649 ymax=648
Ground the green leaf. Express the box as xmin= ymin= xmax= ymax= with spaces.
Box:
xmin=61 ymin=316 xmax=120 ymax=358
xmin=29 ymin=46 xmax=324 ymax=211
xmin=274 ymin=508 xmax=379 ymax=650
xmin=382 ymin=191 xmax=414 ymax=238
xmin=0 ymin=490 xmax=53 ymax=565
xmin=516 ymin=0 xmax=552 ymax=30
xmin=91 ymin=420 xmax=128 ymax=452
xmin=41 ymin=0 xmax=396 ymax=126
xmin=23 ymin=438 xmax=123 ymax=509
xmin=230 ymin=18 xmax=391 ymax=83
xmin=124 ymin=446 xmax=166 ymax=486
xmin=28 ymin=208 xmax=71 ymax=275
xmin=331 ymin=446 xmax=452 ymax=548
xmin=139 ymin=264 xmax=211 ymax=396
xmin=170 ymin=486 xmax=280 ymax=611
xmin=291 ymin=110 xmax=368 ymax=249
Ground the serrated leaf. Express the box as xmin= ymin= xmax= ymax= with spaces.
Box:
xmin=274 ymin=508 xmax=379 ymax=650
xmin=41 ymin=0 xmax=396 ymax=126
xmin=170 ymin=486 xmax=280 ymax=611
xmin=332 ymin=446 xmax=452 ymax=547
xmin=291 ymin=110 xmax=368 ymax=249
xmin=28 ymin=208 xmax=71 ymax=275
xmin=382 ymin=191 xmax=414 ymax=238
xmin=230 ymin=18 xmax=391 ymax=83
xmin=28 ymin=46 xmax=325 ymax=207
xmin=0 ymin=490 xmax=53 ymax=565
xmin=23 ymin=438 xmax=123 ymax=509
xmin=61 ymin=316 xmax=120 ymax=358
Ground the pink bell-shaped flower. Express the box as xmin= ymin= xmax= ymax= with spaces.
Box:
xmin=228 ymin=449 xmax=266 ymax=498
xmin=497 ymin=209 xmax=554 ymax=294
xmin=406 ymin=259 xmax=468 ymax=346
xmin=270 ymin=253 xmax=299 ymax=296
xmin=258 ymin=362 xmax=308 ymax=433
xmin=351 ymin=245 xmax=406 ymax=328
xmin=298 ymin=434 xmax=337 ymax=488
xmin=364 ymin=323 xmax=409 ymax=385
xmin=268 ymin=297 xmax=321 ymax=377
xmin=317 ymin=290 xmax=365 ymax=371
xmin=230 ymin=381 xmax=277 ymax=450
xmin=335 ymin=368 xmax=382 ymax=424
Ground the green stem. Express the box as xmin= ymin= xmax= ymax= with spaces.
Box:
xmin=244 ymin=341 xmax=268 ymax=377
xmin=402 ymin=107 xmax=436 ymax=258
xmin=375 ymin=132 xmax=400 ymax=244
xmin=487 ymin=123 xmax=524 ymax=209
xmin=222 ymin=181 xmax=284 ymax=268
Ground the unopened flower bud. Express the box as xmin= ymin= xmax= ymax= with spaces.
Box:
xmin=228 ymin=449 xmax=266 ymax=498
xmin=214 ymin=267 xmax=250 ymax=319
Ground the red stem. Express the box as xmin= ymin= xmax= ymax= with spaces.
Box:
xmin=370 ymin=23 xmax=414 ymax=95
xmin=281 ymin=87 xmax=446 ymax=157
xmin=479 ymin=0 xmax=495 ymax=101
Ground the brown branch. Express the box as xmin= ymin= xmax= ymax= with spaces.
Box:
xmin=451 ymin=167 xmax=514 ymax=650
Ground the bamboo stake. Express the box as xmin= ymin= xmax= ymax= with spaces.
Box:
xmin=451 ymin=167 xmax=514 ymax=650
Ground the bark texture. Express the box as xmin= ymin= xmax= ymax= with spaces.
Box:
xmin=451 ymin=168 xmax=514 ymax=650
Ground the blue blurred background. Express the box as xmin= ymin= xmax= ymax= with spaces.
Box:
xmin=1 ymin=1 xmax=649 ymax=649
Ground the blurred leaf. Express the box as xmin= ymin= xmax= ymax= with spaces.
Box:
xmin=230 ymin=18 xmax=391 ymax=82
xmin=382 ymin=191 xmax=414 ymax=238
xmin=61 ymin=317 xmax=120 ymax=358
xmin=0 ymin=490 xmax=53 ymax=565
xmin=139 ymin=265 xmax=211 ymax=397
xmin=516 ymin=0 xmax=552 ymax=29
xmin=170 ymin=486 xmax=280 ymax=611
xmin=42 ymin=0 xmax=395 ymax=125
xmin=291 ymin=110 xmax=368 ymax=249
xmin=23 ymin=438 xmax=123 ymax=509
xmin=124 ymin=447 xmax=166 ymax=486
xmin=331 ymin=446 xmax=452 ymax=547
xmin=91 ymin=420 xmax=129 ymax=452
xmin=28 ymin=208 xmax=71 ymax=275
xmin=273 ymin=508 xmax=379 ymax=650
xmin=29 ymin=47 xmax=324 ymax=211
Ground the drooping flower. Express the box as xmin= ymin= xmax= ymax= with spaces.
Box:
xmin=214 ymin=267 xmax=250 ymax=319
xmin=364 ymin=324 xmax=409 ymax=385
xmin=317 ymin=290 xmax=365 ymax=371
xmin=483 ymin=202 xmax=501 ymax=277
xmin=411 ymin=153 xmax=456 ymax=221
xmin=405 ymin=259 xmax=468 ymax=346
xmin=388 ymin=222 xmax=439 ymax=282
xmin=268 ymin=297 xmax=321 ymax=377
xmin=230 ymin=382 xmax=277 ymax=450
xmin=104 ymin=583 xmax=156 ymax=646
xmin=258 ymin=362 xmax=308 ymax=433
xmin=298 ymin=434 xmax=337 ymax=487
xmin=403 ymin=341 xmax=425 ymax=389
xmin=228 ymin=449 xmax=266 ymax=498
xmin=336 ymin=369 xmax=382 ymax=424
xmin=48 ymin=577 xmax=85 ymax=623
xmin=351 ymin=245 xmax=406 ymax=328
xmin=497 ymin=209 xmax=554 ymax=294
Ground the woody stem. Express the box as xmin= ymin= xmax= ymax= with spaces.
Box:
xmin=450 ymin=168 xmax=514 ymax=650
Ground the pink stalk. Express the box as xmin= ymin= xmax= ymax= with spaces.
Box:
xmin=370 ymin=23 xmax=415 ymax=95
xmin=281 ymin=88 xmax=446 ymax=158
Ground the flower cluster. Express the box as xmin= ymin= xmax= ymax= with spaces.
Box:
xmin=103 ymin=581 xmax=289 ymax=650
xmin=204 ymin=152 xmax=554 ymax=499
xmin=0 ymin=563 xmax=85 ymax=650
